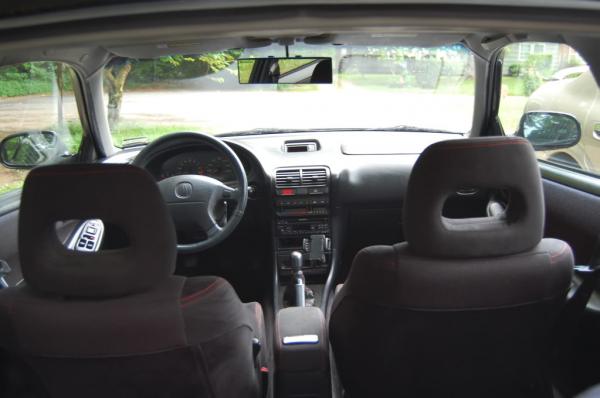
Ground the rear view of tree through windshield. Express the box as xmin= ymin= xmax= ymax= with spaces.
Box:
xmin=105 ymin=44 xmax=475 ymax=146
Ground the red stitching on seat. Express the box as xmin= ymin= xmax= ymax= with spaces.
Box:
xmin=550 ymin=243 xmax=569 ymax=263
xmin=180 ymin=279 xmax=224 ymax=306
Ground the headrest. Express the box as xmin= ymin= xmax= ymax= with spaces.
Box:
xmin=19 ymin=164 xmax=177 ymax=298
xmin=404 ymin=137 xmax=544 ymax=258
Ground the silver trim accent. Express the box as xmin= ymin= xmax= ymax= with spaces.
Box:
xmin=67 ymin=219 xmax=105 ymax=252
xmin=282 ymin=334 xmax=319 ymax=345
xmin=275 ymin=166 xmax=330 ymax=188
xmin=0 ymin=259 xmax=11 ymax=288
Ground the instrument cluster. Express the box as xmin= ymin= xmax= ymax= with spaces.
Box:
xmin=153 ymin=149 xmax=246 ymax=187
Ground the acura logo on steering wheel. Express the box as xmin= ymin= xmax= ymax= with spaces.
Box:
xmin=174 ymin=182 xmax=193 ymax=199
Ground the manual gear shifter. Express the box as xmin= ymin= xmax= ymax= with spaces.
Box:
xmin=291 ymin=251 xmax=305 ymax=307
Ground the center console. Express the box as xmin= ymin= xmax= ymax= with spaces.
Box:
xmin=271 ymin=167 xmax=333 ymax=397
xmin=273 ymin=167 xmax=332 ymax=276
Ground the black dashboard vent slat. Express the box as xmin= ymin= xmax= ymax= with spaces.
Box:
xmin=275 ymin=167 xmax=328 ymax=187
xmin=275 ymin=169 xmax=301 ymax=187
xmin=301 ymin=168 xmax=328 ymax=186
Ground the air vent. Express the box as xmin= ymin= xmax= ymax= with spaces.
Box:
xmin=275 ymin=167 xmax=328 ymax=187
xmin=283 ymin=140 xmax=320 ymax=153
xmin=301 ymin=168 xmax=327 ymax=186
xmin=275 ymin=169 xmax=301 ymax=187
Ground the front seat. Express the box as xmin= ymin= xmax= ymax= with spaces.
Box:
xmin=0 ymin=164 xmax=267 ymax=398
xmin=329 ymin=137 xmax=574 ymax=398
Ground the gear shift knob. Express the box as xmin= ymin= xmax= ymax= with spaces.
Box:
xmin=290 ymin=251 xmax=305 ymax=307
xmin=291 ymin=251 xmax=303 ymax=271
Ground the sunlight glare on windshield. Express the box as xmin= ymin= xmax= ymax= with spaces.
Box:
xmin=103 ymin=44 xmax=475 ymax=147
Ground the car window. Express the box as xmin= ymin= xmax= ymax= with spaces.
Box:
xmin=498 ymin=42 xmax=600 ymax=176
xmin=103 ymin=44 xmax=475 ymax=147
xmin=0 ymin=62 xmax=84 ymax=195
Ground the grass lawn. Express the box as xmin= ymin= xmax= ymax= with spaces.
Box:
xmin=0 ymin=178 xmax=25 ymax=195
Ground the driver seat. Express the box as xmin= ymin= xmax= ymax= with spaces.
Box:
xmin=0 ymin=164 xmax=268 ymax=398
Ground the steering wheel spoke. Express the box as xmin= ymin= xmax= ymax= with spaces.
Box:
xmin=199 ymin=212 xmax=223 ymax=238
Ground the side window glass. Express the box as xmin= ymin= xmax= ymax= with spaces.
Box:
xmin=498 ymin=42 xmax=599 ymax=176
xmin=0 ymin=62 xmax=84 ymax=195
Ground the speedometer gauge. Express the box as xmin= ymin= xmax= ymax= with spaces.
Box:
xmin=206 ymin=156 xmax=235 ymax=181
xmin=176 ymin=158 xmax=204 ymax=175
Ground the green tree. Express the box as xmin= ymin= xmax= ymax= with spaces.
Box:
xmin=104 ymin=59 xmax=133 ymax=130
xmin=103 ymin=50 xmax=243 ymax=129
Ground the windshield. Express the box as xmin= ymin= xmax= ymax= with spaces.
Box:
xmin=104 ymin=44 xmax=475 ymax=146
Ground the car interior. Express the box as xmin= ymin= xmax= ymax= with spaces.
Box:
xmin=0 ymin=1 xmax=600 ymax=397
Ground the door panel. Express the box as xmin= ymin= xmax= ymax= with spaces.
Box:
xmin=544 ymin=179 xmax=600 ymax=264
xmin=0 ymin=209 xmax=21 ymax=286
xmin=543 ymin=177 xmax=600 ymax=394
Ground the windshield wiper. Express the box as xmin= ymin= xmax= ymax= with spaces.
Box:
xmin=217 ymin=126 xmax=462 ymax=137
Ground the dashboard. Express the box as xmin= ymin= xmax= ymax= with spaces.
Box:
xmin=108 ymin=130 xmax=458 ymax=204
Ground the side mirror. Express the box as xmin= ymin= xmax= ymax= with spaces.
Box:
xmin=516 ymin=111 xmax=581 ymax=151
xmin=0 ymin=131 xmax=64 ymax=169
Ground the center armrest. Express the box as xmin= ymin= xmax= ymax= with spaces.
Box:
xmin=275 ymin=307 xmax=330 ymax=398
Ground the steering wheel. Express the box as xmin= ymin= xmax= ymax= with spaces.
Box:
xmin=133 ymin=132 xmax=248 ymax=253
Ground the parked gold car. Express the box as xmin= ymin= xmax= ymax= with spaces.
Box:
xmin=522 ymin=68 xmax=600 ymax=174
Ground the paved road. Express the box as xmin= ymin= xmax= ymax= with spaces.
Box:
xmin=117 ymin=87 xmax=475 ymax=134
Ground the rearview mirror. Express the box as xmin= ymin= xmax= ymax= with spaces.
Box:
xmin=0 ymin=131 xmax=63 ymax=169
xmin=238 ymin=57 xmax=333 ymax=84
xmin=516 ymin=112 xmax=581 ymax=151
